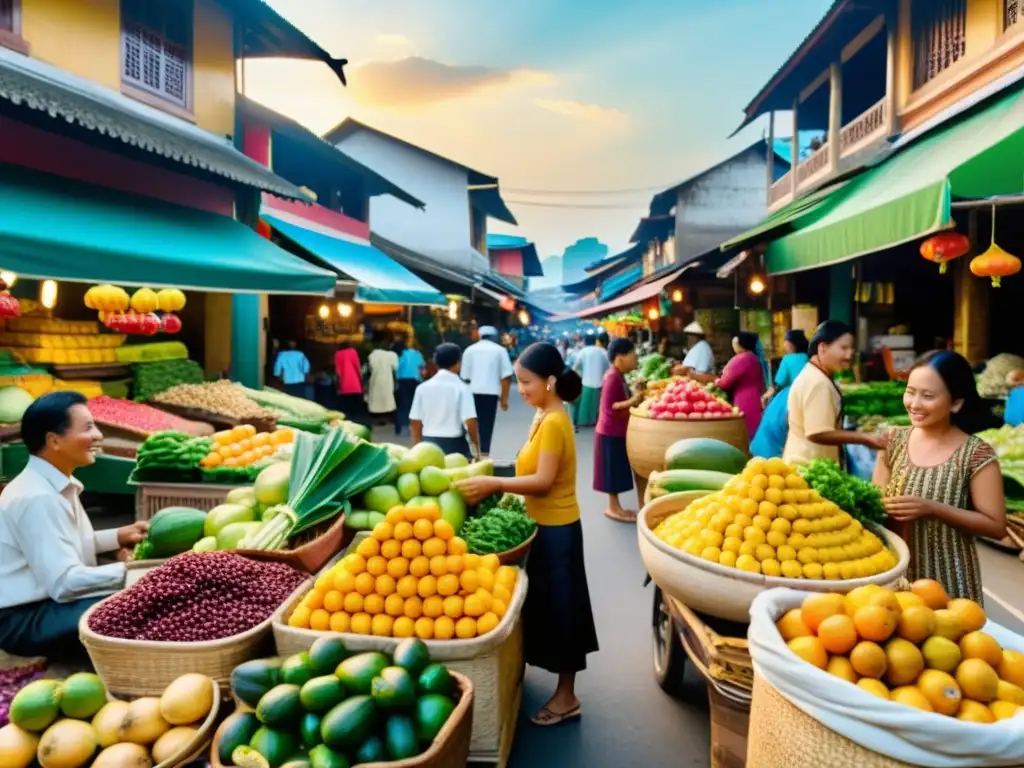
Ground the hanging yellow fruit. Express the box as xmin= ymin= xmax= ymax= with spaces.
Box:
xmin=156 ymin=288 xmax=186 ymax=312
xmin=130 ymin=288 xmax=159 ymax=314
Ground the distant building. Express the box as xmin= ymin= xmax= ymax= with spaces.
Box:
xmin=561 ymin=238 xmax=608 ymax=285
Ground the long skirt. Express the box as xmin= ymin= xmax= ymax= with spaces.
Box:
xmin=523 ymin=520 xmax=599 ymax=673
xmin=572 ymin=386 xmax=601 ymax=427
xmin=473 ymin=394 xmax=499 ymax=454
xmin=593 ymin=433 xmax=633 ymax=494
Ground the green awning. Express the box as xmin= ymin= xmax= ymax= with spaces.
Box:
xmin=0 ymin=166 xmax=336 ymax=294
xmin=720 ymin=180 xmax=847 ymax=252
xmin=264 ymin=215 xmax=446 ymax=306
xmin=766 ymin=87 xmax=1024 ymax=275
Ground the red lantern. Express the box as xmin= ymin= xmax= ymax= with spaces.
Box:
xmin=920 ymin=232 xmax=970 ymax=274
xmin=0 ymin=293 xmax=20 ymax=318
xmin=140 ymin=313 xmax=161 ymax=336
xmin=256 ymin=220 xmax=272 ymax=240
xmin=970 ymin=206 xmax=1022 ymax=287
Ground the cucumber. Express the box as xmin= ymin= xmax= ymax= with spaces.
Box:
xmin=648 ymin=469 xmax=734 ymax=497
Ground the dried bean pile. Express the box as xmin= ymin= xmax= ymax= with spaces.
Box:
xmin=88 ymin=552 xmax=306 ymax=642
xmin=153 ymin=380 xmax=275 ymax=420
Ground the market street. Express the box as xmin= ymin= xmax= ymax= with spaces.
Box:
xmin=369 ymin=391 xmax=1024 ymax=768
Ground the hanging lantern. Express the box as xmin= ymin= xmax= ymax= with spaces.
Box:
xmin=920 ymin=232 xmax=970 ymax=273
xmin=0 ymin=292 xmax=20 ymax=318
xmin=970 ymin=206 xmax=1022 ymax=287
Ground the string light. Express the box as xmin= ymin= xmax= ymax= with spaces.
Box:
xmin=317 ymin=304 xmax=330 ymax=320
xmin=748 ymin=275 xmax=766 ymax=295
xmin=647 ymin=307 xmax=660 ymax=321
xmin=518 ymin=309 xmax=530 ymax=326
xmin=40 ymin=280 xmax=58 ymax=309
xmin=671 ymin=289 xmax=683 ymax=303
xmin=337 ymin=302 xmax=352 ymax=318
xmin=0 ymin=272 xmax=17 ymax=287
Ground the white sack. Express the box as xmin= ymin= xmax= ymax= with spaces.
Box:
xmin=749 ymin=588 xmax=1024 ymax=767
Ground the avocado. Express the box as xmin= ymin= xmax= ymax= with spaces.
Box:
xmin=320 ymin=695 xmax=378 ymax=751
xmin=371 ymin=666 xmax=416 ymax=710
xmin=256 ymin=684 xmax=302 ymax=728
xmin=385 ymin=714 xmax=420 ymax=760
xmin=392 ymin=638 xmax=431 ymax=678
xmin=300 ymin=676 xmax=347 ymax=713
xmin=218 ymin=712 xmax=261 ymax=764
xmin=417 ymin=663 xmax=454 ymax=697
xmin=335 ymin=652 xmax=389 ymax=696
xmin=308 ymin=636 xmax=349 ymax=676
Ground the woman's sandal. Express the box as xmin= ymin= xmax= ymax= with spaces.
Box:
xmin=604 ymin=508 xmax=637 ymax=523
xmin=531 ymin=705 xmax=582 ymax=727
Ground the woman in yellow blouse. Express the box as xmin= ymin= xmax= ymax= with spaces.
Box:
xmin=457 ymin=342 xmax=599 ymax=727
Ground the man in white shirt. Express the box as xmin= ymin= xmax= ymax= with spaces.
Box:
xmin=674 ymin=321 xmax=716 ymax=375
xmin=0 ymin=392 xmax=148 ymax=658
xmin=460 ymin=326 xmax=513 ymax=458
xmin=572 ymin=332 xmax=610 ymax=428
xmin=411 ymin=344 xmax=481 ymax=460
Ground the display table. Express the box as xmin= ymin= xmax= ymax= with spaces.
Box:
xmin=0 ymin=442 xmax=135 ymax=496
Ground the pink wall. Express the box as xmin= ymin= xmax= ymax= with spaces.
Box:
xmin=0 ymin=117 xmax=235 ymax=215
xmin=262 ymin=194 xmax=371 ymax=241
xmin=491 ymin=249 xmax=524 ymax=276
xmin=243 ymin=121 xmax=272 ymax=167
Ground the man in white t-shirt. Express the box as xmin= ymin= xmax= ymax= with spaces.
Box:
xmin=460 ymin=326 xmax=513 ymax=457
xmin=410 ymin=344 xmax=480 ymax=460
xmin=674 ymin=321 xmax=715 ymax=375
xmin=572 ymin=332 xmax=610 ymax=428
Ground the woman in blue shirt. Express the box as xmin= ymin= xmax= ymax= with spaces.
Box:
xmin=394 ymin=340 xmax=426 ymax=437
xmin=750 ymin=330 xmax=810 ymax=458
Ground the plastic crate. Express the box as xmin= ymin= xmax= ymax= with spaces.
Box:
xmin=134 ymin=481 xmax=239 ymax=521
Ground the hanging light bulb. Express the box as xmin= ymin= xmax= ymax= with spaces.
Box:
xmin=518 ymin=309 xmax=530 ymax=326
xmin=647 ymin=307 xmax=660 ymax=321
xmin=337 ymin=302 xmax=352 ymax=318
xmin=748 ymin=274 xmax=766 ymax=295
xmin=39 ymin=280 xmax=58 ymax=309
xmin=448 ymin=300 xmax=459 ymax=320
xmin=0 ymin=272 xmax=17 ymax=288
xmin=317 ymin=304 xmax=330 ymax=320
xmin=671 ymin=289 xmax=683 ymax=303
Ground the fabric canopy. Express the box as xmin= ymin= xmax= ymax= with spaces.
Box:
xmin=264 ymin=214 xmax=446 ymax=306
xmin=766 ymin=87 xmax=1024 ymax=274
xmin=600 ymin=264 xmax=642 ymax=301
xmin=0 ymin=166 xmax=336 ymax=294
xmin=719 ymin=180 xmax=847 ymax=252
xmin=568 ymin=268 xmax=683 ymax=320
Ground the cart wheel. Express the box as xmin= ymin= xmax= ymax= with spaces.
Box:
xmin=652 ymin=587 xmax=686 ymax=696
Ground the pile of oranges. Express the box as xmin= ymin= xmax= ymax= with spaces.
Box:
xmin=777 ymin=579 xmax=1024 ymax=721
xmin=654 ymin=457 xmax=898 ymax=579
xmin=288 ymin=503 xmax=518 ymax=641
xmin=199 ymin=425 xmax=293 ymax=469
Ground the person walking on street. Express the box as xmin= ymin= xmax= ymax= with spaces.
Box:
xmin=334 ymin=342 xmax=364 ymax=423
xmin=672 ymin=321 xmax=715 ymax=376
xmin=367 ymin=338 xmax=399 ymax=420
xmin=572 ymin=333 xmax=609 ymax=429
xmin=273 ymin=340 xmax=311 ymax=399
xmin=410 ymin=344 xmax=480 ymax=460
xmin=595 ymin=338 xmax=645 ymax=522
xmin=394 ymin=339 xmax=426 ymax=437
xmin=461 ymin=326 xmax=513 ymax=458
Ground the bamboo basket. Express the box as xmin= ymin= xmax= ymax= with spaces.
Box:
xmin=150 ymin=683 xmax=222 ymax=768
xmin=495 ymin=528 xmax=537 ymax=565
xmin=78 ymin=578 xmax=309 ymax=697
xmin=747 ymin=674 xmax=919 ymax=768
xmin=134 ymin=481 xmax=237 ymax=522
xmin=626 ymin=410 xmax=748 ymax=480
xmin=235 ymin=512 xmax=353 ymax=574
xmin=209 ymin=672 xmax=473 ymax=768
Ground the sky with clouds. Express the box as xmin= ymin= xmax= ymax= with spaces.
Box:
xmin=247 ymin=0 xmax=833 ymax=270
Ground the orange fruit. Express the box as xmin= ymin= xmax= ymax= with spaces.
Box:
xmin=464 ymin=595 xmax=486 ymax=619
xmin=885 ymin=638 xmax=925 ymax=687
xmin=288 ymin=605 xmax=311 ymax=629
xmin=491 ymin=598 xmax=508 ymax=618
xmin=394 ymin=521 xmax=414 ymax=541
xmin=895 ymin=592 xmax=925 ymax=611
xmin=414 ymin=617 xmax=434 ymax=640
xmin=328 ymin=612 xmax=351 ymax=633
xmin=356 ymin=537 xmax=380 ymax=559
xmin=955 ymin=658 xmax=999 ymax=703
xmin=996 ymin=680 xmax=1024 ymax=705
xmin=856 ymin=678 xmax=890 ymax=700
xmin=911 ymin=579 xmax=949 ymax=610
xmin=921 ymin=636 xmax=962 ymax=673
xmin=459 ymin=570 xmax=481 ymax=594
xmin=384 ymin=594 xmax=405 ymax=617
xmin=957 ymin=699 xmax=995 ymax=723
xmin=897 ymin=606 xmax=937 ymax=644
xmin=890 ymin=686 xmax=933 ymax=712
xmin=990 ymin=701 xmax=1021 ymax=721
xmin=385 ymin=507 xmax=407 ymax=525
xmin=446 ymin=555 xmax=465 ymax=575
xmin=480 ymin=554 xmax=501 ymax=572
xmin=434 ymin=616 xmax=456 ymax=640
xmin=437 ymin=574 xmax=460 ymax=597
xmin=417 ymin=575 xmax=438 ymax=599
xmin=396 ymin=575 xmax=418 ymax=599
xmin=850 ymin=641 xmax=888 ymax=679
xmin=844 ymin=584 xmax=882 ymax=616
xmin=323 ymin=590 xmax=343 ymax=613
xmin=998 ymin=649 xmax=1024 ymax=688
xmin=375 ymin=574 xmax=397 ymax=597
xmin=775 ymin=609 xmax=812 ymax=641
xmin=476 ymin=568 xmax=496 ymax=592
xmin=380 ymin=540 xmax=402 ymax=560
xmin=350 ymin=612 xmax=372 ymax=635
xmin=455 ymin=617 xmax=477 ymax=639
xmin=423 ymin=538 xmax=448 ymax=558
xmin=447 ymin=537 xmax=468 ymax=555
xmin=916 ymin=669 xmax=962 ymax=715
xmin=354 ymin=572 xmax=375 ymax=596
xmin=853 ymin=605 xmax=897 ymax=643
xmin=433 ymin=520 xmax=455 ymax=541
xmin=413 ymin=519 xmax=434 ymax=541
xmin=343 ymin=592 xmax=364 ymax=614
xmin=801 ymin=593 xmax=845 ymax=633
xmin=393 ymin=616 xmax=416 ymax=638
xmin=403 ymin=596 xmax=423 ymax=619
xmin=303 ymin=590 xmax=325 ymax=610
xmin=387 ymin=557 xmax=410 ymax=579
xmin=947 ymin=599 xmax=987 ymax=634
xmin=477 ymin=612 xmax=500 ymax=635
xmin=826 ymin=656 xmax=858 ymax=683
xmin=409 ymin=556 xmax=430 ymax=578
xmin=366 ymin=556 xmax=387 ymax=577
xmin=463 ymin=553 xmax=482 ymax=570
xmin=443 ymin=595 xmax=464 ymax=619
xmin=960 ymin=631 xmax=1003 ymax=669
xmin=363 ymin=594 xmax=384 ymax=616
xmin=787 ymin=636 xmax=828 ymax=670
xmin=401 ymin=539 xmax=422 ymax=559
xmin=371 ymin=614 xmax=394 ymax=637
xmin=933 ymin=609 xmax=965 ymax=642
xmin=868 ymin=589 xmax=902 ymax=616
xmin=422 ymin=595 xmax=444 ymax=619
xmin=342 ymin=554 xmax=366 ymax=574
xmin=372 ymin=521 xmax=395 ymax=542
xmin=818 ymin=614 xmax=858 ymax=655
xmin=429 ymin=556 xmax=449 ymax=578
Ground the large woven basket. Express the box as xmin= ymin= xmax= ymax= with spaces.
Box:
xmin=78 ymin=579 xmax=309 ymax=697
xmin=151 ymin=683 xmax=222 ymax=768
xmin=495 ymin=528 xmax=537 ymax=565
xmin=748 ymin=673 xmax=919 ymax=768
xmin=209 ymin=671 xmax=474 ymax=768
xmin=235 ymin=512 xmax=353 ymax=574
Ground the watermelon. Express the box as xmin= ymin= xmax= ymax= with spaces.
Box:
xmin=664 ymin=438 xmax=747 ymax=474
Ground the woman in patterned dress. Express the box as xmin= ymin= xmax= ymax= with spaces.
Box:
xmin=872 ymin=350 xmax=1006 ymax=602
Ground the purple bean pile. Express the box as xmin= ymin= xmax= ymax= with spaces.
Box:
xmin=0 ymin=661 xmax=46 ymax=727
xmin=88 ymin=552 xmax=306 ymax=642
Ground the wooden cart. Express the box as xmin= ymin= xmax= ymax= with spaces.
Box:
xmin=651 ymin=585 xmax=752 ymax=768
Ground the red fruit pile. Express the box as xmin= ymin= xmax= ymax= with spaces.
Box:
xmin=647 ymin=380 xmax=739 ymax=421
xmin=88 ymin=552 xmax=306 ymax=642
xmin=87 ymin=395 xmax=201 ymax=435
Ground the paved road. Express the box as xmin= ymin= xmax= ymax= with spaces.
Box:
xmin=371 ymin=392 xmax=1024 ymax=768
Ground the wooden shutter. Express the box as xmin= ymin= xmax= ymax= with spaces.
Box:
xmin=912 ymin=0 xmax=967 ymax=89
xmin=1007 ymin=0 xmax=1021 ymax=31
xmin=0 ymin=0 xmax=15 ymax=33
xmin=121 ymin=0 xmax=190 ymax=107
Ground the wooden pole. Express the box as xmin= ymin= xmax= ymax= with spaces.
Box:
xmin=828 ymin=62 xmax=843 ymax=171
xmin=766 ymin=111 xmax=776 ymax=207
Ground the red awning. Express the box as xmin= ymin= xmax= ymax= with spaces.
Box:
xmin=564 ymin=268 xmax=683 ymax=320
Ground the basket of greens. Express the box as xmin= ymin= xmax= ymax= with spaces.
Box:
xmin=463 ymin=494 xmax=537 ymax=564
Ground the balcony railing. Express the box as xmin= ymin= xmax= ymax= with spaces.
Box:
xmin=796 ymin=144 xmax=830 ymax=185
xmin=770 ymin=173 xmax=792 ymax=205
xmin=840 ymin=98 xmax=888 ymax=156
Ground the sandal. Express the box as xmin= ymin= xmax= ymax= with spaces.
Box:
xmin=531 ymin=705 xmax=582 ymax=727
xmin=604 ymin=508 xmax=637 ymax=523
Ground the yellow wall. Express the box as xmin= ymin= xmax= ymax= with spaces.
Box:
xmin=19 ymin=0 xmax=236 ymax=137
xmin=204 ymin=293 xmax=233 ymax=376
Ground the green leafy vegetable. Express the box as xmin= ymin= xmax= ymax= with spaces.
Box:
xmin=461 ymin=495 xmax=535 ymax=554
xmin=798 ymin=459 xmax=887 ymax=525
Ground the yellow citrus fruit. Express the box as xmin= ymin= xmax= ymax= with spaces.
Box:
xmin=446 ymin=555 xmax=465 ymax=575
xmin=423 ymin=538 xmax=448 ymax=558
xmin=343 ymin=554 xmax=366 ymax=575
xmin=354 ymin=572 xmax=375 ymax=596
xmin=960 ymin=631 xmax=1003 ymax=669
xmin=916 ymin=669 xmax=962 ymax=715
xmin=433 ymin=520 xmax=455 ymax=540
xmin=455 ymin=617 xmax=477 ymax=639
xmin=410 ymin=556 xmax=430 ymax=578
xmin=309 ymin=609 xmax=330 ymax=631
xmin=933 ymin=609 xmax=965 ymax=642
xmin=868 ymin=589 xmax=902 ymax=615
xmin=990 ymin=701 xmax=1021 ymax=721
xmin=403 ymin=597 xmax=423 ymax=619
xmin=889 ymin=686 xmax=933 ymax=712
xmin=480 ymin=554 xmax=501 ymax=572
xmin=957 ymin=699 xmax=995 ymax=723
xmin=850 ymin=641 xmax=888 ymax=679
xmin=476 ymin=568 xmax=495 ymax=592
xmin=393 ymin=617 xmax=416 ymax=638
xmin=448 ymin=537 xmax=468 ymax=555
xmin=401 ymin=539 xmax=422 ymax=559
xmin=897 ymin=606 xmax=936 ymax=644
xmin=463 ymin=553 xmax=482 ymax=570
xmin=955 ymin=658 xmax=999 ymax=703
xmin=853 ymin=606 xmax=897 ymax=643
xmin=493 ymin=585 xmax=513 ymax=605
xmin=429 ymin=556 xmax=449 ymax=578
xmin=911 ymin=579 xmax=950 ymax=610
xmin=332 ymin=569 xmax=355 ymax=594
xmin=947 ymin=599 xmax=987 ymax=634
xmin=443 ymin=595 xmax=464 ymax=619
xmin=477 ymin=612 xmax=500 ymax=635
xmin=464 ymin=595 xmax=486 ymax=618
xmin=323 ymin=590 xmax=344 ymax=613
xmin=375 ymin=574 xmax=397 ymax=597
xmin=818 ymin=614 xmax=858 ymax=655
xmin=460 ymin=570 xmax=481 ymax=593
xmin=787 ymin=636 xmax=828 ymax=670
xmin=998 ymin=649 xmax=1024 ymax=688
xmin=856 ymin=678 xmax=890 ymax=700
xmin=387 ymin=557 xmax=410 ymax=579
xmin=921 ymin=636 xmax=962 ymax=673
xmin=895 ymin=591 xmax=925 ymax=611
xmin=844 ymin=584 xmax=882 ymax=616
xmin=288 ymin=605 xmax=311 ymax=629
xmin=343 ymin=592 xmax=364 ymax=614
xmin=414 ymin=617 xmax=434 ymax=640
xmin=826 ymin=656 xmax=858 ymax=683
xmin=885 ymin=638 xmax=925 ymax=687
xmin=996 ymin=679 xmax=1024 ymax=705
xmin=413 ymin=519 xmax=434 ymax=541
xmin=366 ymin=556 xmax=387 ymax=577
xmin=491 ymin=599 xmax=507 ymax=618
xmin=363 ymin=594 xmax=384 ymax=616
xmin=384 ymin=594 xmax=405 ymax=617
xmin=437 ymin=574 xmax=460 ymax=597
xmin=396 ymin=575 xmax=418 ymax=599
xmin=329 ymin=611 xmax=351 ymax=633
xmin=422 ymin=595 xmax=444 ymax=619
xmin=371 ymin=614 xmax=394 ymax=636
xmin=393 ymin=522 xmax=414 ymax=541
xmin=434 ymin=616 xmax=456 ymax=640
xmin=776 ymin=609 xmax=812 ymax=641
xmin=380 ymin=540 xmax=402 ymax=560
xmin=417 ymin=575 xmax=438 ymax=599
xmin=350 ymin=612 xmax=372 ymax=635
xmin=372 ymin=521 xmax=395 ymax=542
xmin=356 ymin=537 xmax=381 ymax=559
xmin=386 ymin=507 xmax=406 ymax=525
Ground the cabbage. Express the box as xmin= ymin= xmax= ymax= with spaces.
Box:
xmin=0 ymin=386 xmax=34 ymax=424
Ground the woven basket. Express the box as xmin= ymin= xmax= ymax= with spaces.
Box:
xmin=235 ymin=512 xmax=353 ymax=574
xmin=748 ymin=673 xmax=920 ymax=768
xmin=208 ymin=672 xmax=474 ymax=768
xmin=78 ymin=579 xmax=309 ymax=697
xmin=150 ymin=683 xmax=222 ymax=768
xmin=495 ymin=528 xmax=537 ymax=565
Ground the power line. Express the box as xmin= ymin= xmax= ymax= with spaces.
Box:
xmin=502 ymin=198 xmax=651 ymax=210
xmin=503 ymin=183 xmax=677 ymax=196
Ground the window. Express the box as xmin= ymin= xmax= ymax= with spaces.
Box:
xmin=0 ymin=0 xmax=15 ymax=33
xmin=0 ymin=0 xmax=27 ymax=53
xmin=1008 ymin=0 xmax=1021 ymax=31
xmin=121 ymin=0 xmax=192 ymax=108
xmin=912 ymin=0 xmax=967 ymax=89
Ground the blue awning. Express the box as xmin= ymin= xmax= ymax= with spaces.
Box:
xmin=264 ymin=214 xmax=446 ymax=306
xmin=600 ymin=264 xmax=642 ymax=301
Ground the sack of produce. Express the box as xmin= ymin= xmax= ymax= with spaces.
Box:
xmin=748 ymin=585 xmax=1024 ymax=767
